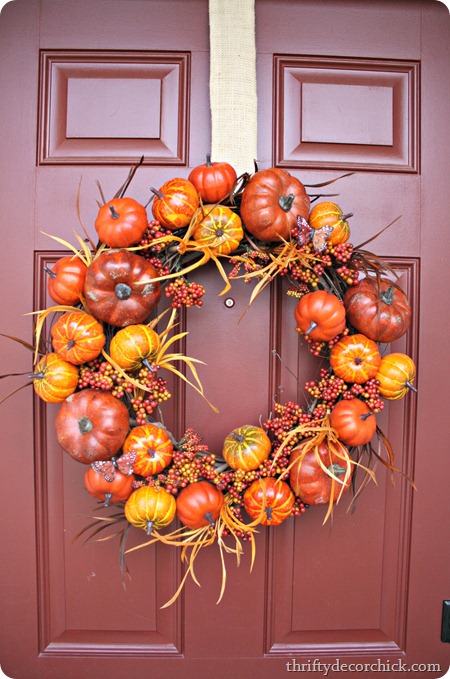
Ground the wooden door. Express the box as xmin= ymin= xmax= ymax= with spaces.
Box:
xmin=1 ymin=1 xmax=449 ymax=678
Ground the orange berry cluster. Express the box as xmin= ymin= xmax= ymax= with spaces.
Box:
xmin=164 ymin=277 xmax=205 ymax=308
xmin=139 ymin=219 xmax=173 ymax=256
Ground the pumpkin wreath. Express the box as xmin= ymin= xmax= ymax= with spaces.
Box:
xmin=1 ymin=156 xmax=417 ymax=607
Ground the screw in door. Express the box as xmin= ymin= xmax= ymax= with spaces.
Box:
xmin=224 ymin=298 xmax=235 ymax=308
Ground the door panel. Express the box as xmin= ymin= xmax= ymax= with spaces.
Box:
xmin=1 ymin=1 xmax=449 ymax=678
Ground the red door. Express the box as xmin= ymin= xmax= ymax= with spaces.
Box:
xmin=1 ymin=1 xmax=449 ymax=678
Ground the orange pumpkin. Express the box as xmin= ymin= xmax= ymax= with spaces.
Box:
xmin=243 ymin=477 xmax=294 ymax=526
xmin=176 ymin=481 xmax=224 ymax=530
xmin=95 ymin=197 xmax=148 ymax=248
xmin=376 ymin=352 xmax=417 ymax=400
xmin=308 ymin=201 xmax=352 ymax=246
xmin=109 ymin=324 xmax=160 ymax=371
xmin=32 ymin=352 xmax=79 ymax=403
xmin=45 ymin=256 xmax=87 ymax=306
xmin=151 ymin=178 xmax=199 ymax=230
xmin=294 ymin=290 xmax=346 ymax=341
xmin=51 ymin=311 xmax=105 ymax=365
xmin=192 ymin=204 xmax=244 ymax=255
xmin=330 ymin=333 xmax=381 ymax=384
xmin=124 ymin=423 xmax=173 ymax=477
xmin=125 ymin=485 xmax=176 ymax=535
xmin=188 ymin=154 xmax=237 ymax=203
xmin=330 ymin=398 xmax=376 ymax=447
xmin=222 ymin=425 xmax=271 ymax=471
xmin=84 ymin=466 xmax=134 ymax=506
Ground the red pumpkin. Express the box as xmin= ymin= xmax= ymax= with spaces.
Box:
xmin=192 ymin=204 xmax=244 ymax=255
xmin=95 ymin=197 xmax=148 ymax=248
xmin=84 ymin=465 xmax=134 ymax=506
xmin=330 ymin=333 xmax=381 ymax=384
xmin=32 ymin=352 xmax=79 ymax=403
xmin=45 ymin=256 xmax=87 ymax=306
xmin=289 ymin=439 xmax=353 ymax=506
xmin=188 ymin=154 xmax=237 ymax=203
xmin=176 ymin=481 xmax=224 ymax=530
xmin=294 ymin=290 xmax=346 ymax=341
xmin=308 ymin=201 xmax=352 ymax=246
xmin=344 ymin=277 xmax=411 ymax=343
xmin=125 ymin=485 xmax=176 ymax=534
xmin=240 ymin=168 xmax=310 ymax=241
xmin=51 ymin=311 xmax=105 ymax=365
xmin=222 ymin=425 xmax=271 ymax=471
xmin=151 ymin=178 xmax=199 ymax=230
xmin=123 ymin=423 xmax=173 ymax=477
xmin=109 ymin=324 xmax=160 ymax=370
xmin=54 ymin=389 xmax=129 ymax=464
xmin=243 ymin=477 xmax=294 ymax=526
xmin=376 ymin=352 xmax=417 ymax=400
xmin=330 ymin=398 xmax=376 ymax=447
xmin=84 ymin=249 xmax=161 ymax=327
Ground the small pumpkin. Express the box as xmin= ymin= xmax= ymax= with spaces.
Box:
xmin=51 ymin=311 xmax=105 ymax=365
xmin=294 ymin=290 xmax=346 ymax=341
xmin=151 ymin=178 xmax=199 ymax=230
xmin=376 ymin=352 xmax=417 ymax=400
xmin=84 ymin=249 xmax=161 ymax=327
xmin=308 ymin=201 xmax=352 ymax=246
xmin=344 ymin=277 xmax=411 ymax=343
xmin=289 ymin=439 xmax=353 ymax=506
xmin=84 ymin=465 xmax=134 ymax=506
xmin=330 ymin=398 xmax=376 ymax=447
xmin=240 ymin=168 xmax=310 ymax=241
xmin=95 ymin=197 xmax=148 ymax=248
xmin=243 ymin=477 xmax=294 ymax=526
xmin=222 ymin=425 xmax=271 ymax=471
xmin=176 ymin=481 xmax=224 ymax=530
xmin=45 ymin=256 xmax=87 ymax=306
xmin=109 ymin=324 xmax=160 ymax=371
xmin=54 ymin=389 xmax=129 ymax=464
xmin=192 ymin=204 xmax=244 ymax=255
xmin=32 ymin=352 xmax=79 ymax=403
xmin=123 ymin=423 xmax=173 ymax=477
xmin=125 ymin=485 xmax=176 ymax=535
xmin=188 ymin=154 xmax=237 ymax=203
xmin=330 ymin=333 xmax=381 ymax=384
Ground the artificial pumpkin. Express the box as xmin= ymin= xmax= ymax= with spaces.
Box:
xmin=109 ymin=324 xmax=160 ymax=371
xmin=330 ymin=333 xmax=381 ymax=384
xmin=192 ymin=204 xmax=244 ymax=255
xmin=330 ymin=398 xmax=376 ymax=447
xmin=51 ymin=311 xmax=105 ymax=365
xmin=294 ymin=290 xmax=346 ymax=341
xmin=151 ymin=178 xmax=199 ymax=230
xmin=289 ymin=438 xmax=353 ymax=506
xmin=344 ymin=276 xmax=411 ymax=343
xmin=243 ymin=477 xmax=294 ymax=526
xmin=83 ymin=249 xmax=161 ymax=327
xmin=222 ymin=425 xmax=271 ymax=471
xmin=84 ymin=465 xmax=134 ymax=506
xmin=123 ymin=423 xmax=173 ymax=477
xmin=240 ymin=168 xmax=310 ymax=241
xmin=32 ymin=352 xmax=79 ymax=403
xmin=95 ymin=197 xmax=148 ymax=248
xmin=125 ymin=485 xmax=176 ymax=535
xmin=308 ymin=201 xmax=352 ymax=246
xmin=188 ymin=154 xmax=237 ymax=203
xmin=45 ymin=256 xmax=87 ymax=306
xmin=376 ymin=352 xmax=417 ymax=400
xmin=54 ymin=389 xmax=129 ymax=464
xmin=176 ymin=481 xmax=224 ymax=530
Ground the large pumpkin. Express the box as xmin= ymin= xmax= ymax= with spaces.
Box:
xmin=294 ymin=290 xmax=346 ymax=341
xmin=51 ymin=311 xmax=105 ymax=365
xmin=124 ymin=423 xmax=174 ymax=477
xmin=188 ymin=154 xmax=237 ymax=204
xmin=95 ymin=197 xmax=148 ymax=249
xmin=222 ymin=425 xmax=271 ymax=471
xmin=308 ymin=201 xmax=352 ymax=246
xmin=289 ymin=439 xmax=353 ymax=506
xmin=125 ymin=485 xmax=176 ymax=535
xmin=192 ymin=204 xmax=244 ymax=255
xmin=151 ymin=178 xmax=199 ymax=230
xmin=84 ymin=465 xmax=134 ymax=506
xmin=243 ymin=477 xmax=294 ymax=526
xmin=330 ymin=333 xmax=381 ymax=384
xmin=240 ymin=168 xmax=310 ymax=241
xmin=376 ymin=352 xmax=417 ymax=400
xmin=330 ymin=398 xmax=376 ymax=447
xmin=32 ymin=352 xmax=79 ymax=403
xmin=54 ymin=389 xmax=129 ymax=464
xmin=344 ymin=277 xmax=411 ymax=343
xmin=176 ymin=481 xmax=224 ymax=530
xmin=45 ymin=255 xmax=87 ymax=306
xmin=109 ymin=324 xmax=160 ymax=371
xmin=84 ymin=249 xmax=161 ymax=327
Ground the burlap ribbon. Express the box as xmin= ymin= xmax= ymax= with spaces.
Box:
xmin=208 ymin=0 xmax=257 ymax=176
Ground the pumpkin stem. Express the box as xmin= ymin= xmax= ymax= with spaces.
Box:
xmin=146 ymin=521 xmax=154 ymax=536
xmin=66 ymin=339 xmax=75 ymax=350
xmin=380 ymin=285 xmax=395 ymax=306
xmin=150 ymin=187 xmax=164 ymax=200
xmin=29 ymin=371 xmax=44 ymax=380
xmin=104 ymin=493 xmax=112 ymax=508
xmin=406 ymin=381 xmax=417 ymax=393
xmin=342 ymin=212 xmax=353 ymax=221
xmin=304 ymin=321 xmax=317 ymax=335
xmin=204 ymin=512 xmax=215 ymax=526
xmin=360 ymin=411 xmax=374 ymax=421
xmin=206 ymin=153 xmax=212 ymax=166
xmin=265 ymin=506 xmax=273 ymax=522
xmin=328 ymin=463 xmax=347 ymax=476
xmin=109 ymin=205 xmax=120 ymax=220
xmin=215 ymin=228 xmax=224 ymax=238
xmin=231 ymin=431 xmax=244 ymax=443
xmin=78 ymin=417 xmax=93 ymax=434
xmin=114 ymin=283 xmax=132 ymax=300
xmin=44 ymin=264 xmax=56 ymax=279
xmin=278 ymin=193 xmax=295 ymax=212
